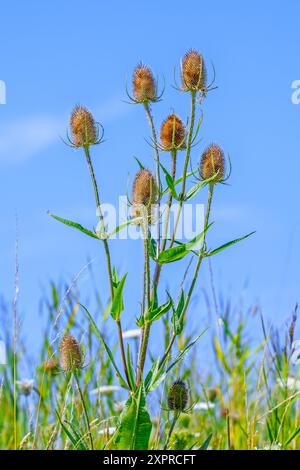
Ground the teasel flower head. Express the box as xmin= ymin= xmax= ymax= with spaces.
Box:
xmin=132 ymin=169 xmax=158 ymax=225
xmin=168 ymin=380 xmax=189 ymax=412
xmin=160 ymin=114 xmax=186 ymax=151
xmin=181 ymin=49 xmax=206 ymax=92
xmin=132 ymin=64 xmax=157 ymax=103
xmin=59 ymin=335 xmax=83 ymax=372
xmin=69 ymin=105 xmax=99 ymax=148
xmin=200 ymin=144 xmax=225 ymax=183
xmin=43 ymin=357 xmax=59 ymax=375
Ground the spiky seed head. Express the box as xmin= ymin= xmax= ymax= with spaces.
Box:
xmin=132 ymin=64 xmax=156 ymax=103
xmin=181 ymin=50 xmax=206 ymax=91
xmin=59 ymin=335 xmax=83 ymax=372
xmin=43 ymin=357 xmax=59 ymax=374
xmin=132 ymin=169 xmax=157 ymax=223
xmin=70 ymin=105 xmax=97 ymax=147
xmin=200 ymin=144 xmax=225 ymax=182
xmin=168 ymin=380 xmax=189 ymax=412
xmin=160 ymin=114 xmax=186 ymax=150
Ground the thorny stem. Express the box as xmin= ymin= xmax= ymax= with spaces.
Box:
xmin=163 ymin=411 xmax=180 ymax=450
xmin=73 ymin=370 xmax=94 ymax=450
xmin=152 ymin=149 xmax=177 ymax=294
xmin=159 ymin=183 xmax=214 ymax=369
xmin=83 ymin=146 xmax=132 ymax=390
xmin=136 ymin=230 xmax=151 ymax=387
xmin=144 ymin=101 xmax=161 ymax=252
xmin=138 ymin=93 xmax=197 ymax=383
xmin=169 ymin=91 xmax=197 ymax=249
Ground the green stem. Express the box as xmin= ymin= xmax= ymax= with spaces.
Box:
xmin=84 ymin=146 xmax=114 ymax=301
xmin=152 ymin=149 xmax=177 ymax=296
xmin=144 ymin=102 xmax=161 ymax=252
xmin=73 ymin=371 xmax=94 ymax=450
xmin=84 ymin=145 xmax=131 ymax=390
xmin=159 ymin=183 xmax=214 ymax=369
xmin=163 ymin=411 xmax=180 ymax=450
xmin=169 ymin=91 xmax=196 ymax=249
xmin=136 ymin=231 xmax=151 ymax=387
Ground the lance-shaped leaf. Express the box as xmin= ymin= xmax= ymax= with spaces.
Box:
xmin=106 ymin=218 xmax=140 ymax=239
xmin=157 ymin=223 xmax=213 ymax=264
xmin=184 ymin=173 xmax=219 ymax=201
xmin=148 ymin=231 xmax=158 ymax=261
xmin=126 ymin=343 xmax=136 ymax=391
xmin=111 ymin=273 xmax=127 ymax=321
xmin=199 ymin=434 xmax=213 ymax=450
xmin=161 ymin=170 xmax=196 ymax=196
xmin=108 ymin=386 xmax=152 ymax=450
xmin=148 ymin=330 xmax=207 ymax=392
xmin=159 ymin=162 xmax=180 ymax=200
xmin=48 ymin=212 xmax=99 ymax=240
xmin=144 ymin=357 xmax=161 ymax=393
xmin=169 ymin=290 xmax=185 ymax=335
xmin=145 ymin=299 xmax=172 ymax=323
xmin=55 ymin=411 xmax=87 ymax=450
xmin=206 ymin=231 xmax=256 ymax=257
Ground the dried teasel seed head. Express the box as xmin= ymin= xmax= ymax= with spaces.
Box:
xmin=132 ymin=169 xmax=157 ymax=224
xmin=132 ymin=64 xmax=156 ymax=103
xmin=200 ymin=144 xmax=225 ymax=182
xmin=168 ymin=380 xmax=189 ymax=412
xmin=70 ymin=105 xmax=97 ymax=147
xmin=59 ymin=335 xmax=83 ymax=372
xmin=160 ymin=114 xmax=186 ymax=150
xmin=181 ymin=49 xmax=206 ymax=91
xmin=43 ymin=357 xmax=59 ymax=374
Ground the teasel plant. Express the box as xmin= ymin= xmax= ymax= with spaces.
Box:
xmin=48 ymin=48 xmax=255 ymax=450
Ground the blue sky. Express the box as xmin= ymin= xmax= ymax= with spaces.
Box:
xmin=0 ymin=0 xmax=300 ymax=346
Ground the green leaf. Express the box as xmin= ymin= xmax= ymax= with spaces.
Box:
xmin=55 ymin=411 xmax=87 ymax=450
xmin=165 ymin=330 xmax=208 ymax=375
xmin=159 ymin=162 xmax=180 ymax=200
xmin=145 ymin=299 xmax=172 ymax=323
xmin=199 ymin=434 xmax=213 ymax=450
xmin=149 ymin=330 xmax=207 ymax=391
xmin=134 ymin=156 xmax=145 ymax=170
xmin=161 ymin=170 xmax=196 ymax=196
xmin=106 ymin=219 xmax=138 ymax=239
xmin=206 ymin=231 xmax=256 ymax=257
xmin=49 ymin=212 xmax=99 ymax=240
xmin=144 ymin=357 xmax=161 ymax=393
xmin=158 ymin=223 xmax=213 ymax=264
xmin=126 ymin=343 xmax=136 ymax=391
xmin=109 ymin=386 xmax=152 ymax=450
xmin=170 ymin=290 xmax=185 ymax=335
xmin=111 ymin=273 xmax=127 ymax=321
xmin=80 ymin=303 xmax=128 ymax=389
xmin=148 ymin=231 xmax=158 ymax=261
xmin=66 ymin=420 xmax=88 ymax=450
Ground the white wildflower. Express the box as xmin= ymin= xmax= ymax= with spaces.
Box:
xmin=99 ymin=426 xmax=116 ymax=436
xmin=16 ymin=379 xmax=34 ymax=396
xmin=194 ymin=401 xmax=215 ymax=411
xmin=122 ymin=329 xmax=141 ymax=339
xmin=277 ymin=376 xmax=300 ymax=391
xmin=91 ymin=385 xmax=120 ymax=395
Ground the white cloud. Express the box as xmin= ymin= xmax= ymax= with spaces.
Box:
xmin=0 ymin=96 xmax=130 ymax=164
xmin=0 ymin=116 xmax=62 ymax=163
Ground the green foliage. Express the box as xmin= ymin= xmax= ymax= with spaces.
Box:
xmin=108 ymin=387 xmax=152 ymax=450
